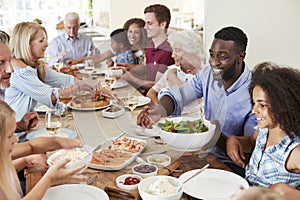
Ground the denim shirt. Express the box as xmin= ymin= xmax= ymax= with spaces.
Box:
xmin=161 ymin=64 xmax=257 ymax=162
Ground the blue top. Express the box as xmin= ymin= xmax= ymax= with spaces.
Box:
xmin=246 ymin=127 xmax=300 ymax=189
xmin=47 ymin=32 xmax=99 ymax=67
xmin=115 ymin=49 xmax=137 ymax=64
xmin=5 ymin=66 xmax=74 ymax=121
xmin=161 ymin=64 xmax=257 ymax=163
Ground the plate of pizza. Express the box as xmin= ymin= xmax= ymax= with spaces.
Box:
xmin=89 ymin=137 xmax=146 ymax=170
xmin=68 ymin=91 xmax=111 ymax=111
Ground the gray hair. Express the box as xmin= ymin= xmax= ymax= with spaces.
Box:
xmin=168 ymin=29 xmax=204 ymax=60
xmin=0 ymin=30 xmax=10 ymax=44
xmin=64 ymin=12 xmax=80 ymax=24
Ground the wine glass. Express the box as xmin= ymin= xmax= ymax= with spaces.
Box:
xmin=84 ymin=59 xmax=95 ymax=77
xmin=59 ymin=87 xmax=73 ymax=116
xmin=45 ymin=110 xmax=62 ymax=136
xmin=104 ymin=70 xmax=117 ymax=89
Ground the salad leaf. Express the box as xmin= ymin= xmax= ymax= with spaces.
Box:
xmin=158 ymin=119 xmax=208 ymax=134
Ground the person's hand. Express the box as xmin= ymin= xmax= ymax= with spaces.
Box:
xmin=226 ymin=136 xmax=246 ymax=167
xmin=58 ymin=51 xmax=68 ymax=60
xmin=44 ymin=158 xmax=88 ymax=186
xmin=137 ymin=105 xmax=162 ymax=128
xmin=25 ymin=154 xmax=48 ymax=169
xmin=16 ymin=112 xmax=39 ymax=132
xmin=269 ymin=182 xmax=300 ymax=200
xmin=106 ymin=58 xmax=114 ymax=67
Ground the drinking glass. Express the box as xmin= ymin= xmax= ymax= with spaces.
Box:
xmin=84 ymin=59 xmax=95 ymax=77
xmin=59 ymin=87 xmax=73 ymax=115
xmin=104 ymin=70 xmax=117 ymax=89
xmin=54 ymin=61 xmax=64 ymax=72
xmin=45 ymin=110 xmax=62 ymax=136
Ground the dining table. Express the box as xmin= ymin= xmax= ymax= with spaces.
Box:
xmin=24 ymin=65 xmax=232 ymax=200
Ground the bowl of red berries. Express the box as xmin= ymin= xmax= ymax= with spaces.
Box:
xmin=116 ymin=174 xmax=143 ymax=190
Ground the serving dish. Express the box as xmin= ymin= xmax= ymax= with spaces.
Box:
xmin=156 ymin=117 xmax=216 ymax=152
xmin=132 ymin=163 xmax=158 ymax=178
xmin=102 ymin=106 xmax=125 ymax=118
xmin=147 ymin=154 xmax=171 ymax=167
xmin=116 ymin=174 xmax=142 ymax=190
xmin=89 ymin=137 xmax=146 ymax=171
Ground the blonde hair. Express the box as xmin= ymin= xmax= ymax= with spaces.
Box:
xmin=232 ymin=187 xmax=285 ymax=200
xmin=9 ymin=22 xmax=47 ymax=82
xmin=0 ymin=100 xmax=22 ymax=199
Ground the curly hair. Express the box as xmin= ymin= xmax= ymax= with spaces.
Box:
xmin=249 ymin=62 xmax=300 ymax=136
xmin=215 ymin=26 xmax=248 ymax=53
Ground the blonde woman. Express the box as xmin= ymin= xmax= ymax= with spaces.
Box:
xmin=0 ymin=100 xmax=87 ymax=200
xmin=6 ymin=22 xmax=100 ymax=121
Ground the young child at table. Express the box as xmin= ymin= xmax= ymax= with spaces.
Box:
xmin=226 ymin=62 xmax=300 ymax=191
xmin=109 ymin=28 xmax=137 ymax=66
xmin=0 ymin=100 xmax=87 ymax=200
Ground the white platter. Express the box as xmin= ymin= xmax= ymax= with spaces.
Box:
xmin=118 ymin=96 xmax=151 ymax=107
xmin=112 ymin=79 xmax=128 ymax=89
xmin=26 ymin=128 xmax=78 ymax=140
xmin=178 ymin=169 xmax=249 ymax=200
xmin=34 ymin=103 xmax=54 ymax=113
xmin=89 ymin=137 xmax=146 ymax=171
xmin=42 ymin=184 xmax=109 ymax=200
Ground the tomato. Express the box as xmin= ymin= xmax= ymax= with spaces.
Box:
xmin=123 ymin=177 xmax=140 ymax=185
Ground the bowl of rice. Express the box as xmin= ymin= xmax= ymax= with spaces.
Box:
xmin=47 ymin=145 xmax=92 ymax=174
xmin=138 ymin=175 xmax=183 ymax=200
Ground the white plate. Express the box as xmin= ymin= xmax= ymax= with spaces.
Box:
xmin=26 ymin=128 xmax=78 ymax=140
xmin=79 ymin=68 xmax=106 ymax=75
xmin=119 ymin=96 xmax=151 ymax=107
xmin=112 ymin=79 xmax=128 ymax=89
xmin=89 ymin=137 xmax=146 ymax=171
xmin=42 ymin=184 xmax=109 ymax=200
xmin=34 ymin=103 xmax=54 ymax=113
xmin=68 ymin=101 xmax=112 ymax=111
xmin=178 ymin=169 xmax=249 ymax=200
xmin=135 ymin=125 xmax=160 ymax=137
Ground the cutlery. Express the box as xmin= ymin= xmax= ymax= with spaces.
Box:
xmin=182 ymin=164 xmax=209 ymax=184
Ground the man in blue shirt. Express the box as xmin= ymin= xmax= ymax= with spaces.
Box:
xmin=47 ymin=12 xmax=99 ymax=67
xmin=137 ymin=26 xmax=257 ymax=177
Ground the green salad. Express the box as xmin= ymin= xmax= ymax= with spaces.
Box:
xmin=158 ymin=119 xmax=208 ymax=134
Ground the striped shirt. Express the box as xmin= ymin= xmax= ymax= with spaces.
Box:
xmin=5 ymin=66 xmax=74 ymax=121
xmin=246 ymin=127 xmax=300 ymax=189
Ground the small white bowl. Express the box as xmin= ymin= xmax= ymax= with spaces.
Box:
xmin=102 ymin=106 xmax=125 ymax=118
xmin=138 ymin=175 xmax=183 ymax=200
xmin=47 ymin=145 xmax=92 ymax=174
xmin=132 ymin=163 xmax=158 ymax=178
xmin=116 ymin=174 xmax=143 ymax=190
xmin=147 ymin=154 xmax=171 ymax=167
xmin=106 ymin=67 xmax=123 ymax=77
xmin=76 ymin=63 xmax=85 ymax=68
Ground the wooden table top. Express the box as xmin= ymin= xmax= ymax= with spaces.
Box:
xmin=24 ymin=75 xmax=232 ymax=200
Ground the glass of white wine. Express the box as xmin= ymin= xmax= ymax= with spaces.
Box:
xmin=104 ymin=70 xmax=117 ymax=89
xmin=45 ymin=110 xmax=62 ymax=136
xmin=59 ymin=87 xmax=73 ymax=116
xmin=84 ymin=59 xmax=95 ymax=77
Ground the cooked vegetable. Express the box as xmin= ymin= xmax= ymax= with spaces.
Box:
xmin=158 ymin=119 xmax=208 ymax=133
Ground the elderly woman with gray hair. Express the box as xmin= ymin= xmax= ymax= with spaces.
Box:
xmin=146 ymin=29 xmax=204 ymax=117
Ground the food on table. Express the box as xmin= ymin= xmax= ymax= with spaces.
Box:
xmin=70 ymin=90 xmax=110 ymax=108
xmin=133 ymin=164 xmax=157 ymax=173
xmin=149 ymin=157 xmax=170 ymax=164
xmin=50 ymin=149 xmax=88 ymax=165
xmin=122 ymin=176 xmax=140 ymax=185
xmin=158 ymin=119 xmax=208 ymax=133
xmin=111 ymin=137 xmax=145 ymax=153
xmin=142 ymin=177 xmax=180 ymax=196
xmin=92 ymin=148 xmax=131 ymax=166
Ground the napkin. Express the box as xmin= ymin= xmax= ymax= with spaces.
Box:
xmin=104 ymin=160 xmax=181 ymax=200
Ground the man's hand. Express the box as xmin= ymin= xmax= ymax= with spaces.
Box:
xmin=137 ymin=105 xmax=162 ymax=128
xmin=16 ymin=112 xmax=39 ymax=132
